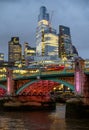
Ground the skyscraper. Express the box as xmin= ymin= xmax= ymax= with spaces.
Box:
xmin=58 ymin=25 xmax=73 ymax=59
xmin=8 ymin=37 xmax=22 ymax=62
xmin=36 ymin=6 xmax=58 ymax=59
xmin=58 ymin=25 xmax=79 ymax=60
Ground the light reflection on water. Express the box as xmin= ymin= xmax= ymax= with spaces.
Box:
xmin=0 ymin=103 xmax=89 ymax=130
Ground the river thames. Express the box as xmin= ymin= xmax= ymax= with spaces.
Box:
xmin=0 ymin=103 xmax=89 ymax=130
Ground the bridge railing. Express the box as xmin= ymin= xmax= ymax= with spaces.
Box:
xmin=0 ymin=67 xmax=89 ymax=81
xmin=12 ymin=68 xmax=74 ymax=80
xmin=0 ymin=68 xmax=75 ymax=81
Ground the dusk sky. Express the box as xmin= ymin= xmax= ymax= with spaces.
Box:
xmin=0 ymin=0 xmax=89 ymax=60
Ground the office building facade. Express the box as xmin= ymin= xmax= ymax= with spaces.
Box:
xmin=58 ymin=25 xmax=73 ymax=59
xmin=8 ymin=37 xmax=22 ymax=62
xmin=24 ymin=42 xmax=36 ymax=61
xmin=43 ymin=28 xmax=58 ymax=59
xmin=58 ymin=25 xmax=78 ymax=60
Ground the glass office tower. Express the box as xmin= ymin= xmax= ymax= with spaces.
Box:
xmin=36 ymin=6 xmax=58 ymax=59
xmin=44 ymin=28 xmax=58 ymax=59
xmin=59 ymin=25 xmax=73 ymax=59
xmin=59 ymin=25 xmax=79 ymax=60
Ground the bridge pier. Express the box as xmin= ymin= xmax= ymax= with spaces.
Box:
xmin=74 ymin=59 xmax=89 ymax=105
xmin=82 ymin=74 xmax=89 ymax=105
xmin=6 ymin=68 xmax=14 ymax=96
xmin=66 ymin=59 xmax=89 ymax=118
xmin=74 ymin=59 xmax=85 ymax=96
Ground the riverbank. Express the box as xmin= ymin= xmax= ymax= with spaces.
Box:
xmin=0 ymin=98 xmax=56 ymax=111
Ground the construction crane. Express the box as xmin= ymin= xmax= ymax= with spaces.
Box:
xmin=41 ymin=29 xmax=45 ymax=56
xmin=48 ymin=11 xmax=54 ymax=32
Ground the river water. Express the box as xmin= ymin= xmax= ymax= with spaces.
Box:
xmin=0 ymin=103 xmax=89 ymax=130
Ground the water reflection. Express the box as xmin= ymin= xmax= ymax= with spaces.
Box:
xmin=0 ymin=117 xmax=26 ymax=130
xmin=49 ymin=104 xmax=66 ymax=130
xmin=0 ymin=103 xmax=89 ymax=130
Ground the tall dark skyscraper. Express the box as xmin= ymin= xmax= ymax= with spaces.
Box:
xmin=59 ymin=25 xmax=78 ymax=60
xmin=8 ymin=37 xmax=22 ymax=62
xmin=59 ymin=25 xmax=73 ymax=59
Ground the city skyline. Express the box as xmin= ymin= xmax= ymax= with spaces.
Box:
xmin=0 ymin=0 xmax=89 ymax=60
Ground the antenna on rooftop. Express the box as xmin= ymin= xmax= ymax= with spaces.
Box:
xmin=49 ymin=10 xmax=54 ymax=32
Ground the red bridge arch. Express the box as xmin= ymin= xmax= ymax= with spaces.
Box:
xmin=16 ymin=80 xmax=59 ymax=96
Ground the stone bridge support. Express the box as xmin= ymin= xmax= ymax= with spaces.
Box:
xmin=6 ymin=68 xmax=14 ymax=95
xmin=75 ymin=59 xmax=89 ymax=105
xmin=82 ymin=74 xmax=89 ymax=105
xmin=75 ymin=59 xmax=85 ymax=95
